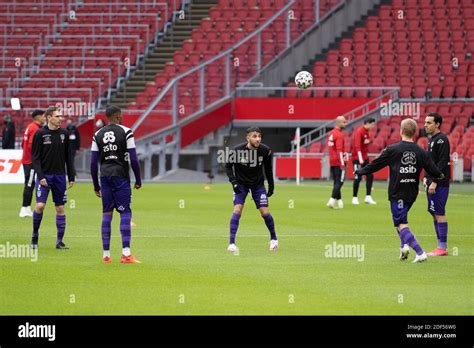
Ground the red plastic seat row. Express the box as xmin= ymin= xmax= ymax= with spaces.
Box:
xmin=126 ymin=0 xmax=340 ymax=114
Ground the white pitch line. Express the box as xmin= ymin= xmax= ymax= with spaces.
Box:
xmin=64 ymin=234 xmax=474 ymax=238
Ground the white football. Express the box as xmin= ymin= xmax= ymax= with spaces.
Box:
xmin=295 ymin=71 xmax=313 ymax=89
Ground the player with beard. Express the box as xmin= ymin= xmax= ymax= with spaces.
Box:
xmin=225 ymin=127 xmax=277 ymax=252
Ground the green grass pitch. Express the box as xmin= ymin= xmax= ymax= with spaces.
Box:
xmin=0 ymin=181 xmax=473 ymax=315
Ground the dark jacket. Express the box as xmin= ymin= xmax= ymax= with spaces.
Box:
xmin=66 ymin=124 xmax=81 ymax=151
xmin=2 ymin=122 xmax=15 ymax=149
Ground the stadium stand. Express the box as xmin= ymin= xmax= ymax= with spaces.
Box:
xmin=123 ymin=0 xmax=341 ymax=113
xmin=291 ymin=0 xmax=474 ymax=173
xmin=1 ymin=0 xmax=473 ymax=176
xmin=286 ymin=0 xmax=473 ymax=99
xmin=0 ymin=0 xmax=179 ymax=135
xmin=1 ymin=0 xmax=341 ymax=141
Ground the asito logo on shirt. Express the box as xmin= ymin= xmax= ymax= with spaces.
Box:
xmin=103 ymin=131 xmax=116 ymax=144
xmin=102 ymin=132 xmax=117 ymax=152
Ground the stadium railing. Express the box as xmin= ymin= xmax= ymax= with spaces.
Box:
xmin=0 ymin=1 xmax=72 ymax=14
xmin=472 ymin=158 xmax=474 ymax=181
xmin=131 ymin=0 xmax=353 ymax=141
xmin=269 ymin=87 xmax=400 ymax=183
xmin=0 ymin=97 xmax=84 ymax=111
xmin=0 ymin=24 xmax=52 ymax=42
xmin=0 ymin=13 xmax=60 ymax=28
xmin=44 ymin=34 xmax=141 ymax=49
xmin=1 ymin=1 xmax=177 ymax=110
xmin=0 ymin=78 xmax=12 ymax=91
xmin=1 ymin=34 xmax=45 ymax=50
xmin=0 ymin=47 xmax=35 ymax=67
xmin=0 ymin=68 xmax=22 ymax=80
xmin=86 ymin=0 xmax=345 ymax=179
xmin=19 ymin=67 xmax=112 ymax=89
xmin=11 ymin=77 xmax=104 ymax=97
xmin=5 ymin=88 xmax=94 ymax=106
xmin=0 ymin=67 xmax=113 ymax=111
xmin=74 ymin=1 xmax=171 ymax=17
xmin=2 ymin=59 xmax=118 ymax=103
xmin=131 ymin=0 xmax=302 ymax=137
xmin=125 ymin=0 xmax=297 ymax=178
xmin=36 ymin=46 xmax=133 ymax=64
xmin=58 ymin=13 xmax=161 ymax=33
xmin=53 ymin=15 xmax=166 ymax=49
xmin=291 ymin=88 xmax=400 ymax=150
xmin=273 ymin=153 xmax=468 ymax=182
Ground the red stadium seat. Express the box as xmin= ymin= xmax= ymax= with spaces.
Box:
xmin=417 ymin=137 xmax=428 ymax=150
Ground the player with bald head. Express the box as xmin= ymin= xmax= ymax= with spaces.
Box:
xmin=355 ymin=119 xmax=444 ymax=263
xmin=327 ymin=116 xmax=347 ymax=209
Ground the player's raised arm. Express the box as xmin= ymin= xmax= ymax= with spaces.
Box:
xmin=264 ymin=148 xmax=274 ymax=197
xmin=31 ymin=129 xmax=45 ymax=182
xmin=90 ymin=135 xmax=101 ymax=194
xmin=356 ymin=146 xmax=392 ymax=176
